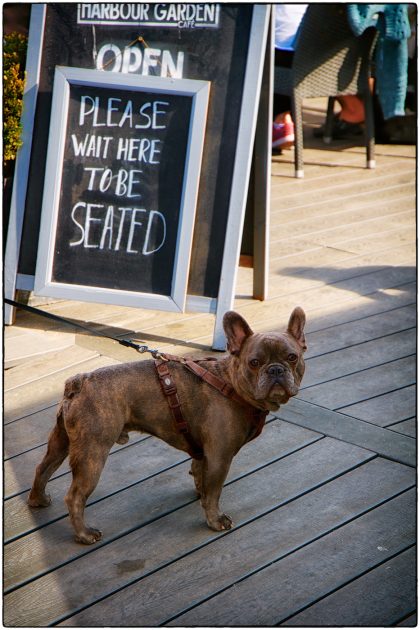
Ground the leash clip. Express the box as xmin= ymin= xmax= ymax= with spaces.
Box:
xmin=133 ymin=342 xmax=167 ymax=361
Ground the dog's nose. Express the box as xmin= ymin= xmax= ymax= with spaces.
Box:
xmin=268 ymin=365 xmax=284 ymax=379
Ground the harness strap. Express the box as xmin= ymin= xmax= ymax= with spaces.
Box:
xmin=155 ymin=355 xmax=269 ymax=458
xmin=182 ymin=359 xmax=269 ymax=441
xmin=154 ymin=359 xmax=204 ymax=460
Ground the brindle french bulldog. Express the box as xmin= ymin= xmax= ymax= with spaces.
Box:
xmin=28 ymin=307 xmax=307 ymax=544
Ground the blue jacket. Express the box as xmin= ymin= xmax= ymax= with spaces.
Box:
xmin=347 ymin=4 xmax=411 ymax=119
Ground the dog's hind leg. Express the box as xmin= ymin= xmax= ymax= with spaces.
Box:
xmin=65 ymin=442 xmax=111 ymax=544
xmin=28 ymin=404 xmax=69 ymax=508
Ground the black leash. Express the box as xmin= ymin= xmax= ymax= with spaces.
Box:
xmin=4 ymin=298 xmax=165 ymax=359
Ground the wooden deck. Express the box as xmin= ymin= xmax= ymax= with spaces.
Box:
xmin=4 ymin=100 xmax=416 ymax=627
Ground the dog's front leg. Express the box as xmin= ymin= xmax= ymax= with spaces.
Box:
xmin=200 ymin=454 xmax=233 ymax=531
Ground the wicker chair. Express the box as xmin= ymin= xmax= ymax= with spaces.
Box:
xmin=274 ymin=4 xmax=378 ymax=178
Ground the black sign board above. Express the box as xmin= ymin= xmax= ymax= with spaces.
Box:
xmin=5 ymin=4 xmax=270 ymax=346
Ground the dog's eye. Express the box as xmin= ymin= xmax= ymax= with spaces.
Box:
xmin=250 ymin=359 xmax=260 ymax=368
xmin=288 ymin=353 xmax=298 ymax=363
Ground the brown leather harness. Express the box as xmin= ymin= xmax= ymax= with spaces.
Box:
xmin=154 ymin=355 xmax=269 ymax=460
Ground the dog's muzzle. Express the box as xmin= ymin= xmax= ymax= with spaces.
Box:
xmin=267 ymin=364 xmax=298 ymax=398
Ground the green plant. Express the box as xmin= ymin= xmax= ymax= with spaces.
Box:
xmin=3 ymin=32 xmax=27 ymax=165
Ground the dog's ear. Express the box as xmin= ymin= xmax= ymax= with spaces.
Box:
xmin=223 ymin=311 xmax=254 ymax=355
xmin=287 ymin=307 xmax=307 ymax=351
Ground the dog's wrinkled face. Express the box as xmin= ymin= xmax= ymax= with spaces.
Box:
xmin=223 ymin=307 xmax=307 ymax=411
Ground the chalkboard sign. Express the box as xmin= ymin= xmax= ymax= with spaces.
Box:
xmin=5 ymin=4 xmax=270 ymax=346
xmin=34 ymin=67 xmax=209 ymax=311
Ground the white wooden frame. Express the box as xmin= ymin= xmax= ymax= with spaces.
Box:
xmin=4 ymin=4 xmax=46 ymax=324
xmin=34 ymin=67 xmax=210 ymax=312
xmin=212 ymin=4 xmax=270 ymax=348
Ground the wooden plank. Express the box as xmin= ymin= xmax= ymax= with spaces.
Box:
xmin=4 ymin=420 xmax=318 ymax=538
xmin=4 ymin=328 xmax=75 ymax=369
xmin=169 ymin=489 xmax=415 ymax=628
xmin=163 ymin=274 xmax=416 ymax=359
xmin=388 ymin=418 xmax=416 ymax=439
xmin=283 ymin=546 xmax=416 ymax=627
xmin=4 ymin=429 xmax=178 ymax=515
xmin=305 ymin=305 xmax=416 ymax=359
xmin=339 ymin=386 xmax=416 ymax=427
xmin=269 ymin=247 xmax=415 ymax=299
xmin=56 ymin=460 xmax=415 ymax=628
xmin=278 ymin=214 xmax=414 ymax=251
xmin=303 ymin=329 xmax=416 ymax=387
xmin=5 ymin=420 xmax=320 ymax=584
xmin=5 ymin=405 xmax=57 ymax=459
xmin=266 ymin=236 xmax=415 ymax=275
xmin=299 ymin=355 xmax=416 ymax=410
xmin=276 ymin=398 xmax=416 ymax=467
xmin=5 ymin=345 xmax=99 ymax=391
xmin=5 ymin=404 xmax=149 ymax=463
xmin=271 ymin=158 xmax=414 ymax=198
xmin=4 ymin=437 xmax=374 ymax=626
xmin=271 ymin=183 xmax=414 ymax=229
xmin=4 ymin=355 xmax=117 ymax=423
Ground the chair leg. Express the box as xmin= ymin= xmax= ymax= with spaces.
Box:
xmin=292 ymin=96 xmax=304 ymax=178
xmin=363 ymin=90 xmax=375 ymax=169
xmin=323 ymin=97 xmax=336 ymax=144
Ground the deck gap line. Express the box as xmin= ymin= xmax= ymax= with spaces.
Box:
xmin=271 ymin=207 xmax=415 ymax=241
xmin=235 ymin=280 xmax=416 ymax=336
xmin=271 ymin=182 xmax=413 ymax=210
xmin=271 ymin=239 xmax=416 ymax=274
xmin=163 ymin=291 xmax=415 ymax=350
xmin=271 ymin=166 xmax=414 ymax=197
xmin=5 ymin=440 xmax=49 ymax=462
xmin=5 ymin=416 xmax=282 ymax=540
xmin=160 ymin=485 xmax=414 ymax=628
xmin=272 ymin=241 xmax=416 ymax=277
xmin=300 ymin=352 xmax=416 ymax=390
xmin=4 ymin=402 xmax=58 ymax=426
xmin=4 ymin=436 xmax=328 ymax=595
xmin=303 ymin=300 xmax=416 ymax=337
xmin=311 ymin=217 xmax=414 ymax=249
xmin=275 ymin=542 xmax=417 ymax=626
xmin=387 ymin=415 xmax=416 ymax=428
xmin=334 ymin=382 xmax=417 ymax=413
xmin=270 ymin=226 xmax=415 ymax=262
xmin=271 ymin=159 xmax=414 ymax=190
xmin=272 ymin=182 xmax=414 ymax=216
xmin=5 ymin=437 xmax=182 ymax=509
xmin=271 ymin=210 xmax=414 ymax=245
xmin=4 ymin=434 xmax=153 ymax=501
xmin=393 ymin=608 xmax=418 ymax=626
xmin=271 ymin=186 xmax=414 ymax=212
xmin=4 ymin=354 xmax=104 ymax=394
xmin=5 ymin=427 xmax=321 ymax=548
xmin=304 ymin=326 xmax=416 ymax=363
xmin=263 ymin=261 xmax=415 ymax=303
xmin=4 ymin=422 xmax=152 ymax=463
xmin=279 ymin=418 xmax=415 ymax=467
xmin=137 ymin=290 xmax=416 ymax=350
xmin=47 ymin=454 xmax=378 ymax=627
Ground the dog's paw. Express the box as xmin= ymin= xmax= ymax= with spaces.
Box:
xmin=207 ymin=513 xmax=233 ymax=531
xmin=116 ymin=431 xmax=129 ymax=445
xmin=75 ymin=527 xmax=103 ymax=545
xmin=28 ymin=492 xmax=51 ymax=508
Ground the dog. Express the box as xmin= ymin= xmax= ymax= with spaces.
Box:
xmin=28 ymin=307 xmax=307 ymax=544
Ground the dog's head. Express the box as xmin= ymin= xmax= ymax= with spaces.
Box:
xmin=223 ymin=307 xmax=307 ymax=411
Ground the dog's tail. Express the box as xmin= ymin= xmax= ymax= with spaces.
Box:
xmin=63 ymin=373 xmax=85 ymax=400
